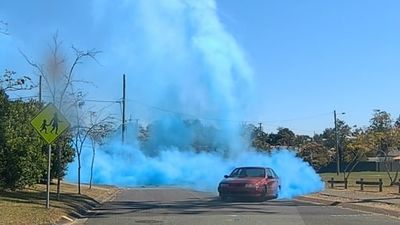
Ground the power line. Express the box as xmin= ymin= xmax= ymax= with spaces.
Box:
xmin=126 ymin=98 xmax=246 ymax=123
xmin=6 ymin=94 xmax=336 ymax=126
xmin=84 ymin=99 xmax=121 ymax=103
xmin=262 ymin=112 xmax=332 ymax=123
xmin=8 ymin=95 xmax=38 ymax=100
xmin=125 ymin=98 xmax=333 ymax=124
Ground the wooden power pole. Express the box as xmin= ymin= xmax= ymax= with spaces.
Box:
xmin=122 ymin=74 xmax=126 ymax=144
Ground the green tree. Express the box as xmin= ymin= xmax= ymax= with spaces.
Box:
xmin=369 ymin=109 xmax=392 ymax=132
xmin=367 ymin=110 xmax=395 ymax=156
xmin=389 ymin=128 xmax=400 ymax=184
xmin=275 ymin=127 xmax=296 ymax=147
xmin=294 ymin=134 xmax=312 ymax=148
xmin=394 ymin=115 xmax=400 ymax=129
xmin=342 ymin=131 xmax=372 ymax=179
xmin=0 ymin=90 xmax=9 ymax=188
xmin=52 ymin=132 xmax=75 ymax=199
xmin=317 ymin=119 xmax=351 ymax=162
xmin=298 ymin=142 xmax=331 ymax=170
xmin=0 ymin=100 xmax=47 ymax=190
xmin=243 ymin=124 xmax=270 ymax=152
xmin=266 ymin=133 xmax=279 ymax=146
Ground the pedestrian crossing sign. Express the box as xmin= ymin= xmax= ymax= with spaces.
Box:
xmin=30 ymin=103 xmax=70 ymax=144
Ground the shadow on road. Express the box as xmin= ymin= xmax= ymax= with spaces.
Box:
xmin=87 ymin=197 xmax=314 ymax=218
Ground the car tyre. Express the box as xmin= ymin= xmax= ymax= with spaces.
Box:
xmin=273 ymin=185 xmax=281 ymax=199
xmin=219 ymin=194 xmax=227 ymax=201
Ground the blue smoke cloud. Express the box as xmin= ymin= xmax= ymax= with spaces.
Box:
xmin=66 ymin=0 xmax=324 ymax=199
xmin=67 ymin=132 xmax=324 ymax=199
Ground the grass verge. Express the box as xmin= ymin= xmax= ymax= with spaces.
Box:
xmin=319 ymin=171 xmax=400 ymax=194
xmin=0 ymin=182 xmax=118 ymax=225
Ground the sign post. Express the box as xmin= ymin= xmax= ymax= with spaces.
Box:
xmin=30 ymin=103 xmax=70 ymax=209
xmin=46 ymin=145 xmax=51 ymax=209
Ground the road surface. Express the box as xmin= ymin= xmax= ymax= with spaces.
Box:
xmin=84 ymin=187 xmax=399 ymax=225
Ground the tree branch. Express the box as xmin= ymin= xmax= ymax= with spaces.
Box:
xmin=0 ymin=20 xmax=9 ymax=35
xmin=58 ymin=46 xmax=100 ymax=109
xmin=19 ymin=49 xmax=56 ymax=98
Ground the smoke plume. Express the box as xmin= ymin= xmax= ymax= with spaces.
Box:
xmin=66 ymin=0 xmax=324 ymax=199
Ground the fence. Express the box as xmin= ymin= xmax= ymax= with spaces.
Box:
xmin=328 ymin=177 xmax=400 ymax=193
xmin=318 ymin=162 xmax=376 ymax=173
xmin=327 ymin=178 xmax=348 ymax=189
xmin=356 ymin=178 xmax=383 ymax=192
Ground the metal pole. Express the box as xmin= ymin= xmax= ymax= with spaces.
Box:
xmin=46 ymin=144 xmax=52 ymax=209
xmin=122 ymin=74 xmax=126 ymax=144
xmin=334 ymin=110 xmax=340 ymax=175
xmin=57 ymin=144 xmax=61 ymax=200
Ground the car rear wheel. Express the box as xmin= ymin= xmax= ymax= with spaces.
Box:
xmin=219 ymin=194 xmax=227 ymax=201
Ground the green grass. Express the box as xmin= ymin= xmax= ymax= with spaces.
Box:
xmin=319 ymin=171 xmax=399 ymax=186
xmin=0 ymin=182 xmax=118 ymax=225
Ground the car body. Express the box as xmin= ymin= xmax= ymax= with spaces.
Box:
xmin=218 ymin=167 xmax=280 ymax=201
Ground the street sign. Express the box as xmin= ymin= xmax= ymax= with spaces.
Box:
xmin=31 ymin=103 xmax=70 ymax=144
xmin=30 ymin=103 xmax=70 ymax=209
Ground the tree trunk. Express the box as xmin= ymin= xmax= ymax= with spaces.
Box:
xmin=390 ymin=162 xmax=400 ymax=186
xmin=56 ymin=141 xmax=61 ymax=200
xmin=89 ymin=140 xmax=95 ymax=189
xmin=378 ymin=150 xmax=395 ymax=185
xmin=78 ymin=152 xmax=81 ymax=194
xmin=343 ymin=152 xmax=363 ymax=180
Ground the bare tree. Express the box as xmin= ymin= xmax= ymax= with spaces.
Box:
xmin=342 ymin=133 xmax=372 ymax=180
xmin=20 ymin=34 xmax=101 ymax=195
xmin=342 ymin=150 xmax=365 ymax=180
xmin=88 ymin=111 xmax=116 ymax=189
xmin=0 ymin=20 xmax=9 ymax=35
xmin=70 ymin=99 xmax=115 ymax=194
xmin=0 ymin=70 xmax=36 ymax=92
xmin=20 ymin=33 xmax=100 ymax=110
xmin=376 ymin=149 xmax=400 ymax=186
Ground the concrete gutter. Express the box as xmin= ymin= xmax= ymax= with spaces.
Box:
xmin=56 ymin=188 xmax=121 ymax=225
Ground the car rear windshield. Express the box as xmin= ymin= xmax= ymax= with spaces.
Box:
xmin=229 ymin=168 xmax=265 ymax=178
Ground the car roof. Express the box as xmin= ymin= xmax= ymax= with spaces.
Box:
xmin=234 ymin=167 xmax=270 ymax=170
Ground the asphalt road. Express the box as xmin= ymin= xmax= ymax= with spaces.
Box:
xmin=84 ymin=187 xmax=399 ymax=225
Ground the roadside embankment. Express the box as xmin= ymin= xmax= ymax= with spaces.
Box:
xmin=0 ymin=181 xmax=119 ymax=225
xmin=297 ymin=186 xmax=400 ymax=218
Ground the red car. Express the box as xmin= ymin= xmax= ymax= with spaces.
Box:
xmin=218 ymin=167 xmax=280 ymax=201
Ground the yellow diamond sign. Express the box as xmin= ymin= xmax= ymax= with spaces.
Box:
xmin=31 ymin=103 xmax=70 ymax=144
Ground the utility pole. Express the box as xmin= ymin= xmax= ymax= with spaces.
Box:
xmin=258 ymin=122 xmax=263 ymax=132
xmin=122 ymin=74 xmax=126 ymax=144
xmin=39 ymin=75 xmax=42 ymax=103
xmin=334 ymin=110 xmax=340 ymax=175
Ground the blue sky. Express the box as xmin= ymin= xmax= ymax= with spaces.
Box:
xmin=1 ymin=0 xmax=400 ymax=135
xmin=217 ymin=0 xmax=400 ymax=133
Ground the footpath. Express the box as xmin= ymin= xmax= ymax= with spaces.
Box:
xmin=297 ymin=188 xmax=400 ymax=218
